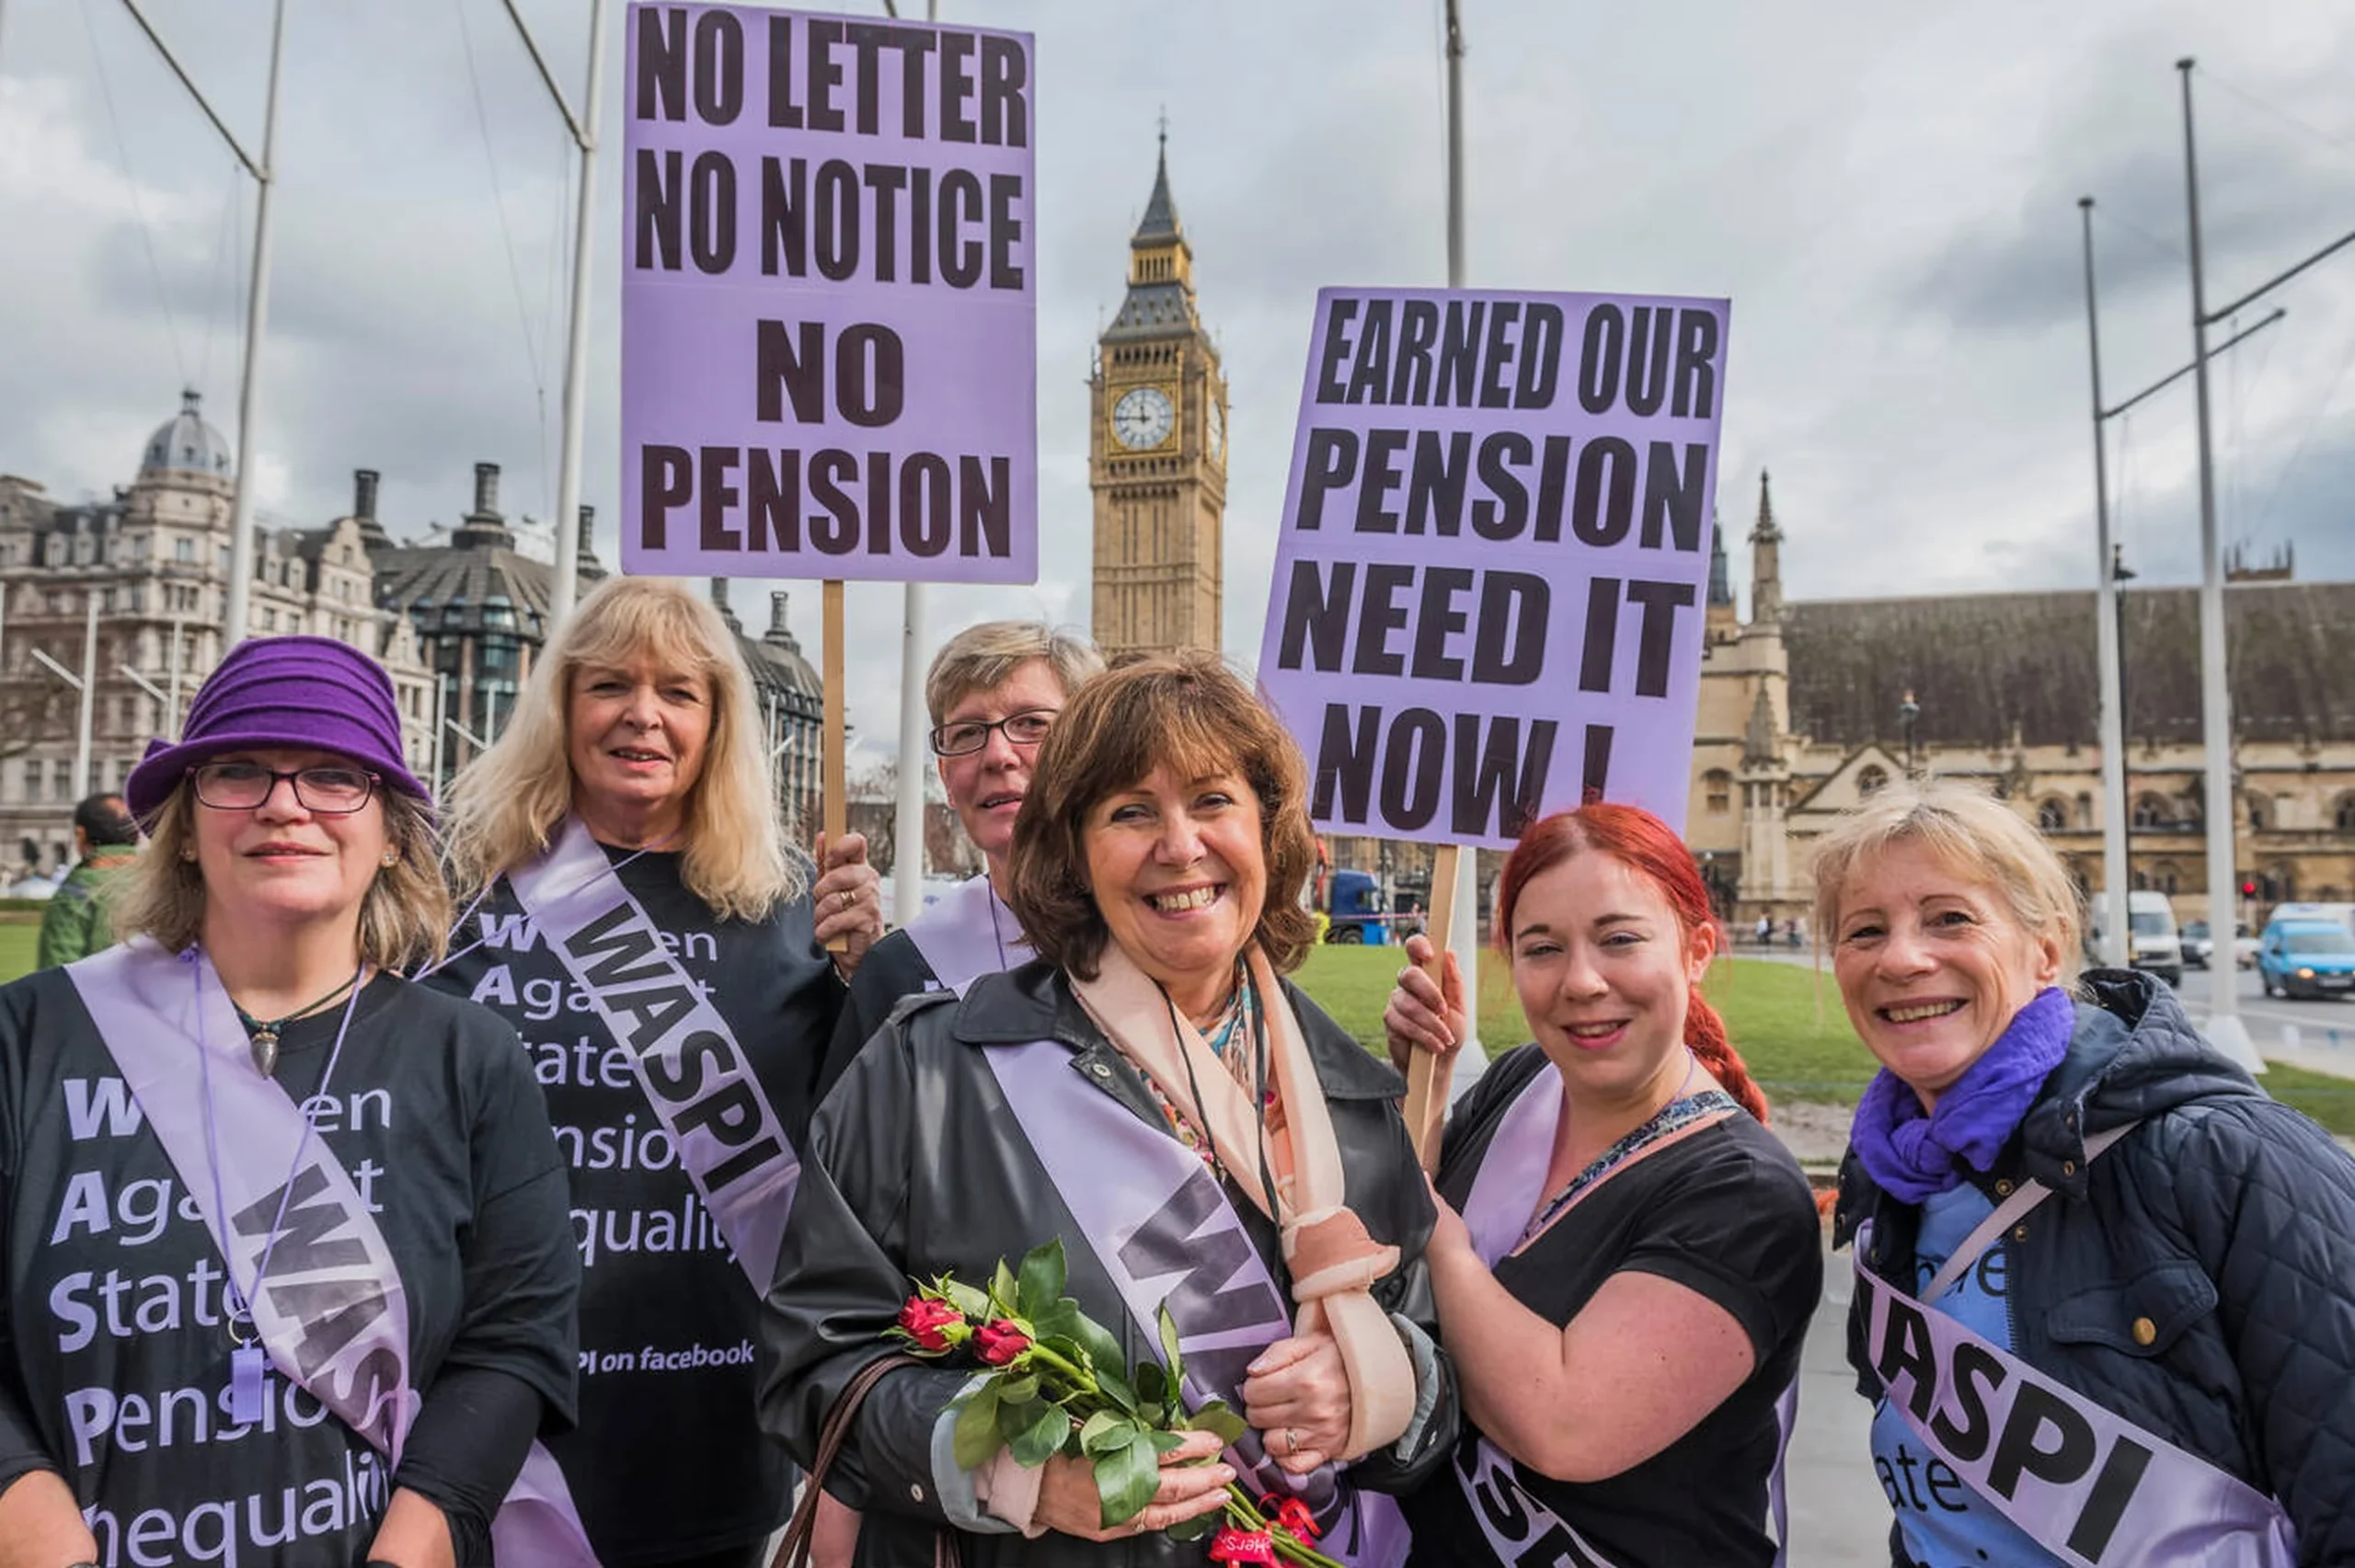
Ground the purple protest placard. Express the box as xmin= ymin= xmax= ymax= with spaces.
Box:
xmin=622 ymin=5 xmax=1037 ymax=583
xmin=1255 ymin=288 xmax=1730 ymax=849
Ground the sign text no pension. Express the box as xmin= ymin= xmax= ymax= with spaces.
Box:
xmin=622 ymin=6 xmax=1037 ymax=581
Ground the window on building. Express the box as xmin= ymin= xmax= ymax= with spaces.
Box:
xmin=2246 ymin=793 xmax=2270 ymax=830
xmin=2036 ymin=797 xmax=2069 ymax=831
xmin=2131 ymin=794 xmax=2170 ymax=829
xmin=1855 ymin=765 xmax=1888 ymax=798
xmin=1704 ymin=771 xmax=1732 ymax=814
xmin=261 ymin=608 xmax=278 ymax=632
xmin=50 ymin=760 xmax=71 ymax=803
xmin=2338 ymin=795 xmax=2355 ymax=832
xmin=2150 ymin=860 xmax=2181 ymax=896
xmin=175 ymin=537 xmax=194 ymax=564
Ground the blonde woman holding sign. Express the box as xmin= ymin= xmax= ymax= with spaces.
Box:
xmin=0 ymin=637 xmax=581 ymax=1568
xmin=431 ymin=577 xmax=881 ymax=1568
xmin=1820 ymin=783 xmax=2355 ymax=1565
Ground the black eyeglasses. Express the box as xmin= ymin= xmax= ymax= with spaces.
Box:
xmin=930 ymin=709 xmax=1056 ymax=757
xmin=190 ymin=761 xmax=379 ymax=815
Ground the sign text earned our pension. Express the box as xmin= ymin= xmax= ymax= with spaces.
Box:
xmin=625 ymin=6 xmax=1034 ymax=578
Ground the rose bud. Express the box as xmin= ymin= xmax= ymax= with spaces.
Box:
xmin=973 ymin=1319 xmax=1031 ymax=1366
xmin=897 ymin=1296 xmax=966 ymax=1352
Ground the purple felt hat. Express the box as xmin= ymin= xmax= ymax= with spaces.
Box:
xmin=125 ymin=635 xmax=431 ymax=823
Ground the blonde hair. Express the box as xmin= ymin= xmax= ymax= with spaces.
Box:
xmin=112 ymin=784 xmax=451 ymax=968
xmin=1811 ymin=779 xmax=2084 ymax=982
xmin=924 ymin=622 xmax=1104 ymax=726
xmin=442 ymin=577 xmax=800 ymax=921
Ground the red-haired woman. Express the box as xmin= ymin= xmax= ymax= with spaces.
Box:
xmin=1383 ymin=806 xmax=1821 ymax=1566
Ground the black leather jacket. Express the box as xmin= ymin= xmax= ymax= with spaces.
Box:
xmin=760 ymin=959 xmax=1457 ymax=1566
xmin=1834 ymin=970 xmax=2355 ymax=1563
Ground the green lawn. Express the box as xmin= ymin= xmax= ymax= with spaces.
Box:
xmin=1291 ymin=945 xmax=2355 ymax=1138
xmin=0 ymin=921 xmax=36 ymax=982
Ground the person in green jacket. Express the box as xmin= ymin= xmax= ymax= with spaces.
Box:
xmin=36 ymin=793 xmax=139 ymax=967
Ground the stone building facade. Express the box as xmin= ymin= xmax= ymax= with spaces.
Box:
xmin=1690 ymin=473 xmax=2355 ymax=932
xmin=0 ymin=394 xmax=432 ymax=875
xmin=0 ymin=393 xmax=827 ymax=876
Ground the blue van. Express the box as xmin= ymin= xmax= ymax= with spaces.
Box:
xmin=2257 ymin=919 xmax=2355 ymax=1000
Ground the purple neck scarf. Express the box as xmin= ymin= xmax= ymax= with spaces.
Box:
xmin=1850 ymin=986 xmax=2075 ymax=1204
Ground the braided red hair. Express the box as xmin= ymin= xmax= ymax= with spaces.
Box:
xmin=1493 ymin=804 xmax=1770 ymax=1125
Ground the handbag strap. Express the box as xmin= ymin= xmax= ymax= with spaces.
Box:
xmin=771 ymin=1353 xmax=960 ymax=1568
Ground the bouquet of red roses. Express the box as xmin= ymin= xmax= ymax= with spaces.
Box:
xmin=890 ymin=1240 xmax=1342 ymax=1566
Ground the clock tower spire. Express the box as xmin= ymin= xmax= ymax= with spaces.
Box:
xmin=1089 ymin=132 xmax=1229 ymax=658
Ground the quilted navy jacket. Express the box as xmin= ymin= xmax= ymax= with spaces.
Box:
xmin=1832 ymin=969 xmax=2355 ymax=1564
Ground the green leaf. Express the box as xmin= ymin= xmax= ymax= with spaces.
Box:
xmin=996 ymin=1396 xmax=1045 ymax=1445
xmin=1064 ymin=1311 xmax=1128 ymax=1380
xmin=1166 ymin=1513 xmax=1219 ymax=1544
xmin=950 ymin=1384 xmax=1004 ymax=1471
xmin=1096 ymin=1368 xmax=1139 ymax=1414
xmin=1092 ymin=1434 xmax=1160 ymax=1528
xmin=1182 ymin=1400 xmax=1247 ymax=1445
xmin=1156 ymin=1299 xmax=1187 ymax=1391
xmin=1133 ymin=1360 xmax=1168 ymax=1410
xmin=1017 ymin=1242 xmax=1067 ymax=1321
xmin=994 ymin=1374 xmax=1040 ymax=1406
xmin=1010 ymin=1402 xmax=1072 ymax=1468
xmin=990 ymin=1259 xmax=1020 ymax=1316
xmin=938 ymin=1277 xmax=992 ymax=1320
xmin=1145 ymin=1428 xmax=1186 ymax=1456
xmin=1078 ymin=1411 xmax=1133 ymax=1456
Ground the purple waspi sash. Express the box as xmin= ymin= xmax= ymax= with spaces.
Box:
xmin=1450 ymin=1059 xmax=1626 ymax=1567
xmin=1856 ymin=1217 xmax=2294 ymax=1565
xmin=902 ymin=875 xmax=1028 ymax=997
xmin=510 ymin=816 xmax=801 ymax=1289
xmin=986 ymin=1038 xmax=1409 ymax=1568
xmin=64 ymin=940 xmax=598 ymax=1564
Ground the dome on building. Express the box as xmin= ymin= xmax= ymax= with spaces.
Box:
xmin=140 ymin=388 xmax=234 ymax=479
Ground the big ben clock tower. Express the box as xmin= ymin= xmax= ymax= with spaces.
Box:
xmin=1090 ymin=134 xmax=1228 ymax=658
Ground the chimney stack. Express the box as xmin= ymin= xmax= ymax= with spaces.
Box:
xmin=353 ymin=469 xmax=379 ymax=521
xmin=769 ymin=591 xmax=790 ymax=635
xmin=577 ymin=505 xmax=596 ymax=555
xmin=471 ymin=462 xmax=500 ymax=518
xmin=711 ymin=577 xmax=741 ymax=632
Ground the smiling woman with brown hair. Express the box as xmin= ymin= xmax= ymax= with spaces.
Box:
xmin=763 ymin=651 xmax=1454 ymax=1566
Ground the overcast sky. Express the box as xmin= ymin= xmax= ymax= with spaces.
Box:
xmin=3 ymin=1 xmax=2351 ymax=759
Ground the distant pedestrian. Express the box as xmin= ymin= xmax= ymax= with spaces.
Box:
xmin=34 ymin=792 xmax=138 ymax=968
xmin=1754 ymin=913 xmax=1773 ymax=946
xmin=1785 ymin=917 xmax=1803 ymax=950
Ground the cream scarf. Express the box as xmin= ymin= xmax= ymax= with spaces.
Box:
xmin=1069 ymin=943 xmax=1418 ymax=1459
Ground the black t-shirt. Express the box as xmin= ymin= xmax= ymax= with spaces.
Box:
xmin=0 ymin=967 xmax=576 ymax=1568
xmin=426 ymin=846 xmax=845 ymax=1566
xmin=821 ymin=929 xmax=938 ymax=1104
xmin=1402 ymin=1044 xmax=1823 ymax=1568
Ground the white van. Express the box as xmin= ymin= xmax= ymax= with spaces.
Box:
xmin=2094 ymin=890 xmax=2182 ymax=985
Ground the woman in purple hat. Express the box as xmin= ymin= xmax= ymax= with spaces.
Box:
xmin=0 ymin=635 xmax=582 ymax=1568
xmin=429 ymin=576 xmax=882 ymax=1568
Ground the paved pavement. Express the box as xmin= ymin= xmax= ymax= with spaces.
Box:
xmin=1785 ymin=1237 xmax=1890 ymax=1566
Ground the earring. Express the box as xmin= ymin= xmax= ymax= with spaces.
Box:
xmin=178 ymin=847 xmax=198 ymax=864
xmin=381 ymin=851 xmax=399 ymax=867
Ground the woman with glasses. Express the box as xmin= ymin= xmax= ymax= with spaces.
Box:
xmin=829 ymin=622 xmax=1104 ymax=1072
xmin=429 ymin=576 xmax=881 ymax=1568
xmin=0 ymin=636 xmax=580 ymax=1568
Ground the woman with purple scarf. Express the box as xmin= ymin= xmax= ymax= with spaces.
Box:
xmin=1821 ymin=782 xmax=2355 ymax=1567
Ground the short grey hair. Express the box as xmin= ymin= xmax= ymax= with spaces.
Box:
xmin=1811 ymin=779 xmax=2085 ymax=982
xmin=925 ymin=621 xmax=1104 ymax=726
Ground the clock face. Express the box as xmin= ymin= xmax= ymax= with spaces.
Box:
xmin=1206 ymin=399 xmax=1226 ymax=462
xmin=1112 ymin=386 xmax=1176 ymax=451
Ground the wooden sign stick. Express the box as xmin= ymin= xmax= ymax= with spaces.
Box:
xmin=821 ymin=578 xmax=849 ymax=954
xmin=1402 ymin=841 xmax=1462 ymax=1173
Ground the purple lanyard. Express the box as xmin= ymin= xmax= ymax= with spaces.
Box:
xmin=189 ymin=948 xmax=368 ymax=1402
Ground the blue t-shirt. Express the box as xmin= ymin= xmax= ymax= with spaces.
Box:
xmin=1868 ymin=1185 xmax=2064 ymax=1567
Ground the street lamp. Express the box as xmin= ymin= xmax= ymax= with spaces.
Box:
xmin=1898 ymin=690 xmax=1921 ymax=779
xmin=2113 ymin=544 xmax=2137 ymax=896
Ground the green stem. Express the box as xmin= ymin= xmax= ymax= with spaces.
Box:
xmin=1020 ymin=1342 xmax=1098 ymax=1397
xmin=1219 ymin=1485 xmax=1344 ymax=1568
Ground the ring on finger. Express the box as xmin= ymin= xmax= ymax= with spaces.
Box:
xmin=1284 ymin=1427 xmax=1301 ymax=1457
